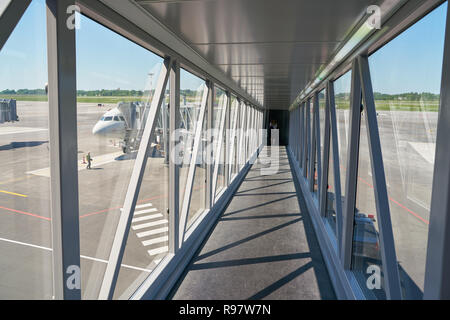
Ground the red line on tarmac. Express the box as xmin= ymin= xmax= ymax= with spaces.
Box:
xmin=79 ymin=185 xmax=205 ymax=219
xmin=0 ymin=184 xmax=206 ymax=222
xmin=338 ymin=165 xmax=430 ymax=225
xmin=0 ymin=206 xmax=51 ymax=221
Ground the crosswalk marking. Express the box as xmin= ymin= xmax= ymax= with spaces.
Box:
xmin=148 ymin=246 xmax=169 ymax=256
xmin=134 ymin=208 xmax=158 ymax=215
xmin=132 ymin=213 xmax=163 ymax=223
xmin=136 ymin=203 xmax=153 ymax=209
xmin=142 ymin=236 xmax=168 ymax=247
xmin=137 ymin=227 xmax=169 ymax=238
xmin=132 ymin=219 xmax=168 ymax=231
xmin=121 ymin=201 xmax=170 ymax=260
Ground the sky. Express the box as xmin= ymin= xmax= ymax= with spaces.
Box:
xmin=0 ymin=0 xmax=447 ymax=95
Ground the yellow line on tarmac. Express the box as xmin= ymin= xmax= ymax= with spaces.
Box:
xmin=0 ymin=190 xmax=28 ymax=198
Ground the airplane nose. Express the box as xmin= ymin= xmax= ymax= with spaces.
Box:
xmin=92 ymin=122 xmax=104 ymax=135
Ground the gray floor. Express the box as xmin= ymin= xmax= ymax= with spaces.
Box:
xmin=170 ymin=146 xmax=336 ymax=300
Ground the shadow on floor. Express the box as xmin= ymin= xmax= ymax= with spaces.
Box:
xmin=168 ymin=146 xmax=336 ymax=300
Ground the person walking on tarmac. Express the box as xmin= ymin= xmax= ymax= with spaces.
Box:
xmin=86 ymin=152 xmax=93 ymax=170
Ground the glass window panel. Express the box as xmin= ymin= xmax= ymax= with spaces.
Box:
xmin=75 ymin=13 xmax=164 ymax=299
xmin=326 ymin=71 xmax=352 ymax=236
xmin=352 ymin=110 xmax=386 ymax=300
xmin=326 ymin=118 xmax=336 ymax=234
xmin=312 ymin=99 xmax=319 ymax=196
xmin=334 ymin=71 xmax=352 ymax=200
xmin=319 ymin=89 xmax=326 ymax=161
xmin=239 ymin=103 xmax=247 ymax=170
xmin=368 ymin=2 xmax=446 ymax=298
xmin=114 ymin=87 xmax=170 ymax=299
xmin=213 ymin=87 xmax=226 ymax=199
xmin=305 ymin=102 xmax=310 ymax=178
xmin=0 ymin=0 xmax=51 ymax=299
xmin=229 ymin=96 xmax=238 ymax=181
xmin=178 ymin=69 xmax=206 ymax=229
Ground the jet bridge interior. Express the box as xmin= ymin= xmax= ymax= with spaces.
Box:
xmin=1 ymin=0 xmax=450 ymax=300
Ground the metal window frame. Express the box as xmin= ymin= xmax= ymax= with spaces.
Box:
xmin=211 ymin=92 xmax=229 ymax=203
xmin=206 ymin=81 xmax=214 ymax=210
xmin=309 ymin=95 xmax=318 ymax=193
xmin=224 ymin=91 xmax=231 ymax=187
xmin=298 ymin=106 xmax=300 ymax=161
xmin=178 ymin=81 xmax=209 ymax=246
xmin=238 ymin=101 xmax=247 ymax=170
xmin=340 ymin=59 xmax=362 ymax=268
xmin=99 ymin=58 xmax=172 ymax=300
xmin=46 ymin=0 xmax=81 ymax=300
xmin=305 ymin=100 xmax=311 ymax=178
xmin=358 ymin=55 xmax=402 ymax=299
xmin=328 ymin=81 xmax=344 ymax=251
xmin=287 ymin=0 xmax=448 ymax=301
xmin=169 ymin=60 xmax=180 ymax=254
xmin=319 ymin=83 xmax=332 ymax=219
xmin=1 ymin=0 xmax=266 ymax=301
xmin=0 ymin=0 xmax=31 ymax=51
xmin=228 ymin=97 xmax=239 ymax=180
xmin=301 ymin=103 xmax=306 ymax=170
xmin=314 ymin=92 xmax=322 ymax=201
xmin=424 ymin=1 xmax=450 ymax=299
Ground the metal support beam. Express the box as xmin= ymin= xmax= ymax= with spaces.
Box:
xmin=229 ymin=98 xmax=239 ymax=180
xmin=46 ymin=0 xmax=81 ymax=300
xmin=305 ymin=101 xmax=311 ymax=179
xmin=211 ymin=93 xmax=228 ymax=203
xmin=424 ymin=2 xmax=450 ymax=299
xmin=225 ymin=92 xmax=231 ymax=187
xmin=309 ymin=96 xmax=317 ymax=192
xmin=329 ymin=81 xmax=344 ymax=251
xmin=359 ymin=55 xmax=401 ymax=299
xmin=179 ymin=82 xmax=209 ymax=245
xmin=301 ymin=103 xmax=306 ymax=170
xmin=0 ymin=0 xmax=31 ymax=51
xmin=238 ymin=101 xmax=247 ymax=170
xmin=99 ymin=58 xmax=172 ymax=300
xmin=169 ymin=60 xmax=180 ymax=253
xmin=320 ymin=83 xmax=331 ymax=218
xmin=206 ymin=81 xmax=214 ymax=210
xmin=341 ymin=59 xmax=361 ymax=269
xmin=314 ymin=92 xmax=322 ymax=200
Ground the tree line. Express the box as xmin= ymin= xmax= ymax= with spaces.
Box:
xmin=1 ymin=88 xmax=200 ymax=97
xmin=335 ymin=92 xmax=439 ymax=101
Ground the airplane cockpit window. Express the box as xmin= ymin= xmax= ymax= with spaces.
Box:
xmin=103 ymin=116 xmax=113 ymax=121
xmin=113 ymin=116 xmax=120 ymax=121
xmin=119 ymin=116 xmax=125 ymax=122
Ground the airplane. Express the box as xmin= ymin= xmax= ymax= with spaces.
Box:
xmin=92 ymin=101 xmax=160 ymax=154
xmin=92 ymin=101 xmax=210 ymax=164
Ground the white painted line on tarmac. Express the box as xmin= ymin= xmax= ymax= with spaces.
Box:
xmin=133 ymin=208 xmax=158 ymax=215
xmin=0 ymin=236 xmax=152 ymax=273
xmin=142 ymin=236 xmax=168 ymax=247
xmin=0 ymin=127 xmax=47 ymax=136
xmin=26 ymin=151 xmax=123 ymax=177
xmin=148 ymin=246 xmax=168 ymax=256
xmin=135 ymin=203 xmax=153 ymax=209
xmin=136 ymin=227 xmax=168 ymax=238
xmin=132 ymin=213 xmax=163 ymax=223
xmin=132 ymin=219 xmax=168 ymax=231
